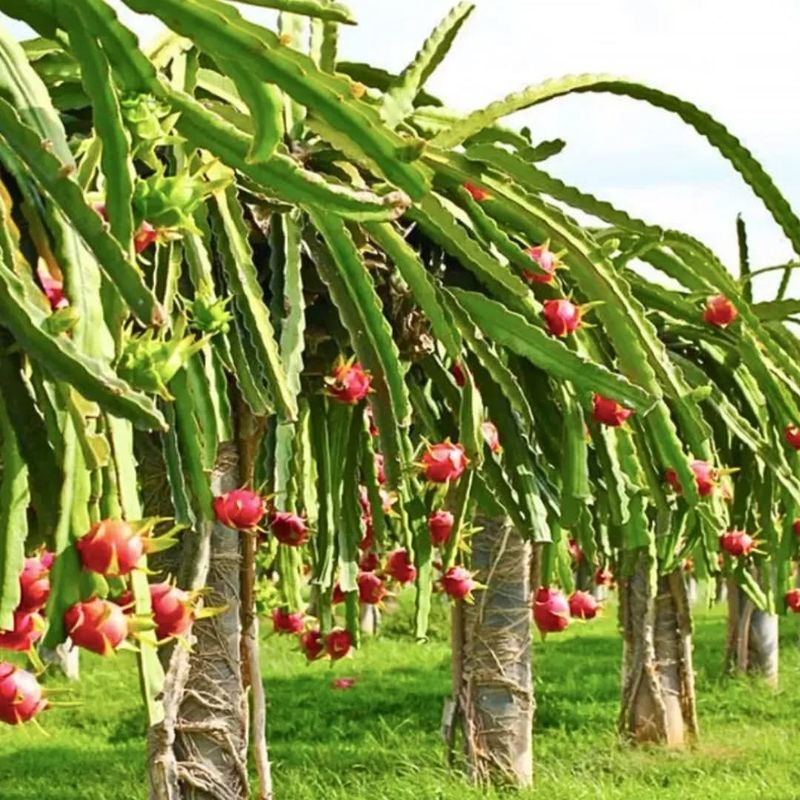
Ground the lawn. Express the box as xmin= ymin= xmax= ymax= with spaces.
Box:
xmin=2 ymin=594 xmax=800 ymax=800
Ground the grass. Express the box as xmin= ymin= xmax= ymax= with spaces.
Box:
xmin=2 ymin=594 xmax=800 ymax=799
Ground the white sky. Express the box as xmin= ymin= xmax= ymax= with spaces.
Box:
xmin=3 ymin=0 xmax=799 ymax=298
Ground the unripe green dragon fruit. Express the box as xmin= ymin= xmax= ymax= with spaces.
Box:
xmin=116 ymin=317 xmax=207 ymax=399
xmin=132 ymin=168 xmax=230 ymax=233
xmin=187 ymin=295 xmax=232 ymax=337
xmin=119 ymin=93 xmax=177 ymax=169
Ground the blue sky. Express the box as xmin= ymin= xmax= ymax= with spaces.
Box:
xmin=3 ymin=1 xmax=799 ymax=298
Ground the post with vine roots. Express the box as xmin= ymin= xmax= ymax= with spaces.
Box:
xmin=450 ymin=515 xmax=533 ymax=787
xmin=619 ymin=552 xmax=698 ymax=746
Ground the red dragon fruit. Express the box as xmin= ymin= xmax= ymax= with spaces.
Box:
xmin=665 ymin=460 xmax=717 ymax=497
xmin=481 ymin=421 xmax=501 ymax=453
xmin=420 ymin=441 xmax=468 ymax=483
xmin=357 ymin=572 xmax=387 ymax=605
xmin=76 ymin=519 xmax=144 ymax=577
xmin=451 ymin=361 xmax=466 ymax=387
xmin=703 ymin=295 xmax=738 ymax=328
xmin=359 ymin=522 xmax=375 ymax=552
xmin=568 ymin=591 xmax=599 ymax=620
xmin=793 ymin=520 xmax=800 ymax=538
xmin=385 ymin=549 xmax=417 ymax=584
xmin=299 ymin=629 xmax=325 ymax=661
xmin=269 ymin=512 xmax=309 ymax=547
xmin=18 ymin=553 xmax=53 ymax=613
xmin=325 ymin=359 xmax=371 ymax=405
xmin=213 ymin=488 xmax=266 ymax=530
xmin=594 ymin=566 xmax=614 ymax=587
xmin=783 ymin=589 xmax=800 ymax=614
xmin=331 ymin=583 xmax=346 ymax=605
xmin=785 ymin=425 xmax=800 ymax=451
xmin=272 ymin=608 xmax=304 ymax=635
xmin=522 ymin=243 xmax=558 ymax=284
xmin=64 ymin=598 xmax=129 ymax=655
xmin=542 ymin=299 xmax=581 ymax=337
xmin=374 ymin=452 xmax=386 ymax=485
xmin=134 ymin=221 xmax=157 ymax=253
xmin=592 ymin=394 xmax=634 ymax=427
xmin=719 ymin=530 xmax=756 ymax=558
xmin=533 ymin=587 xmax=570 ymax=634
xmin=36 ymin=264 xmax=68 ymax=311
xmin=441 ymin=566 xmax=477 ymax=601
xmin=325 ymin=628 xmax=353 ymax=660
xmin=359 ymin=551 xmax=380 ymax=572
xmin=428 ymin=510 xmax=455 ymax=546
xmin=785 ymin=589 xmax=800 ymax=613
xmin=0 ymin=611 xmax=44 ymax=652
xmin=379 ymin=489 xmax=396 ymax=515
xmin=94 ymin=203 xmax=157 ymax=254
xmin=463 ymin=182 xmax=489 ymax=202
xmin=0 ymin=663 xmax=46 ymax=726
xmin=568 ymin=538 xmax=584 ymax=564
xmin=365 ymin=406 xmax=379 ymax=437
xmin=150 ymin=583 xmax=194 ymax=640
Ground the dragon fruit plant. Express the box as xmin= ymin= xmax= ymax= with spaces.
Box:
xmin=1 ymin=0 xmax=800 ymax=795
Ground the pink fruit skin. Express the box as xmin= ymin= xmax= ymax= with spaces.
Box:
xmin=441 ymin=566 xmax=475 ymax=600
xmin=428 ymin=510 xmax=454 ymax=546
xmin=568 ymin=591 xmax=599 ymax=620
xmin=665 ymin=460 xmax=717 ymax=497
xmin=385 ymin=549 xmax=417 ymax=584
xmin=150 ymin=583 xmax=194 ymax=639
xmin=785 ymin=425 xmax=800 ymax=451
xmin=542 ymin=299 xmax=581 ymax=337
xmin=76 ymin=520 xmax=144 ymax=577
xmin=270 ymin=512 xmax=309 ymax=547
xmin=36 ymin=264 xmax=68 ymax=311
xmin=533 ymin=587 xmax=570 ymax=633
xmin=358 ymin=522 xmax=375 ymax=552
xmin=592 ymin=394 xmax=634 ymax=427
xmin=523 ymin=244 xmax=557 ymax=284
xmin=463 ymin=182 xmax=489 ymax=202
xmin=0 ymin=611 xmax=43 ymax=652
xmin=213 ymin=489 xmax=266 ymax=530
xmin=0 ymin=662 xmax=46 ymax=725
xmin=365 ymin=406 xmax=379 ymax=437
xmin=357 ymin=572 xmax=386 ymax=605
xmin=480 ymin=421 xmax=501 ymax=453
xmin=272 ymin=608 xmax=304 ymax=635
xmin=326 ymin=361 xmax=371 ymax=404
xmin=300 ymin=629 xmax=325 ymax=661
xmin=325 ymin=629 xmax=352 ymax=660
xmin=421 ymin=442 xmax=468 ymax=483
xmin=703 ymin=295 xmax=738 ymax=327
xmin=786 ymin=589 xmax=800 ymax=613
xmin=359 ymin=551 xmax=380 ymax=572
xmin=568 ymin=538 xmax=583 ymax=564
xmin=18 ymin=554 xmax=52 ymax=613
xmin=594 ymin=567 xmax=614 ymax=587
xmin=134 ymin=221 xmax=157 ymax=253
xmin=374 ymin=452 xmax=386 ymax=485
xmin=719 ymin=530 xmax=755 ymax=558
xmin=64 ymin=598 xmax=128 ymax=655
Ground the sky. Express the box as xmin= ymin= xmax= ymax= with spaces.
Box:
xmin=3 ymin=0 xmax=799 ymax=298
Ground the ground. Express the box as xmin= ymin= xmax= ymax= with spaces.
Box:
xmin=1 ymin=594 xmax=799 ymax=800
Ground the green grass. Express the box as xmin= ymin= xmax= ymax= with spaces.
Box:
xmin=2 ymin=595 xmax=800 ymax=799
